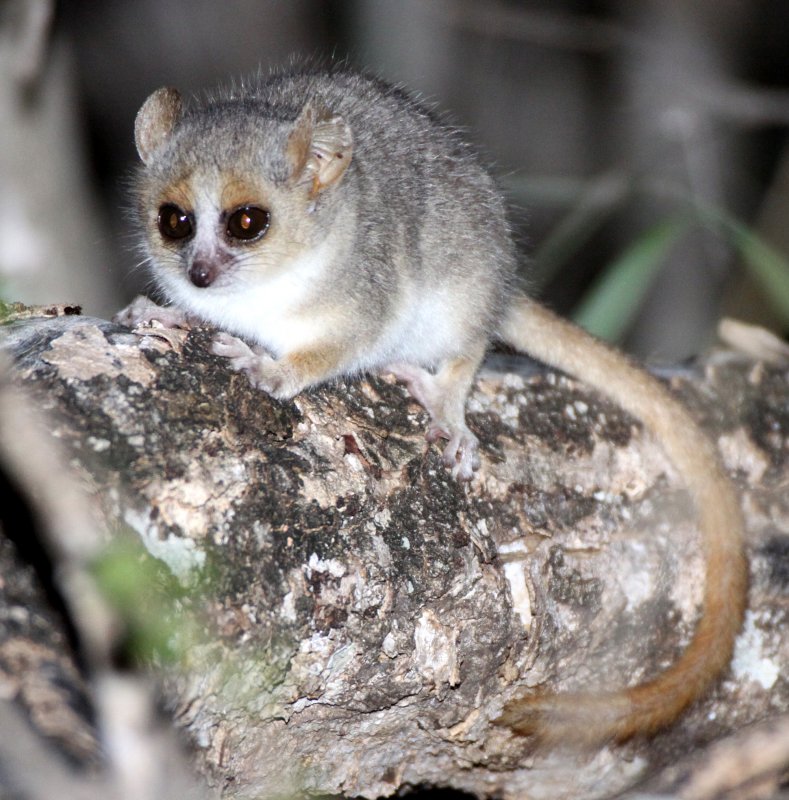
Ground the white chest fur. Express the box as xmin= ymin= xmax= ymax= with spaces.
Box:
xmin=160 ymin=243 xmax=330 ymax=358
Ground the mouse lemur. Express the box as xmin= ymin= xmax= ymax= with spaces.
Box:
xmin=117 ymin=66 xmax=747 ymax=744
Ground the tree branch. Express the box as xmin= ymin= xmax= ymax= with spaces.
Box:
xmin=1 ymin=308 xmax=787 ymax=799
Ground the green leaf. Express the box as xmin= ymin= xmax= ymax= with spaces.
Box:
xmin=572 ymin=218 xmax=689 ymax=341
xmin=91 ymin=537 xmax=187 ymax=663
xmin=531 ymin=172 xmax=631 ymax=286
xmin=636 ymin=180 xmax=789 ymax=325
xmin=707 ymin=215 xmax=789 ymax=324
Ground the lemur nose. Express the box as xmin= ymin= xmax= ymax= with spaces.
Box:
xmin=188 ymin=259 xmax=216 ymax=288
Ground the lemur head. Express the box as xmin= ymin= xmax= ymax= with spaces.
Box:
xmin=133 ymin=87 xmax=353 ymax=292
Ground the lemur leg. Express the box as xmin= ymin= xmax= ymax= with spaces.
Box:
xmin=387 ymin=346 xmax=485 ymax=480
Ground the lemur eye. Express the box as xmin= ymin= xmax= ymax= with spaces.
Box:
xmin=226 ymin=206 xmax=270 ymax=241
xmin=158 ymin=204 xmax=193 ymax=240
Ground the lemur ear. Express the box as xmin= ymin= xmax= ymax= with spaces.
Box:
xmin=135 ymin=87 xmax=183 ymax=165
xmin=286 ymin=103 xmax=353 ymax=195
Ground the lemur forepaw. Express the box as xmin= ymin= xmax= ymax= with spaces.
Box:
xmin=211 ymin=332 xmax=298 ymax=400
xmin=113 ymin=295 xmax=192 ymax=330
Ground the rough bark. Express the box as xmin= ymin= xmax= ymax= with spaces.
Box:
xmin=1 ymin=306 xmax=787 ymax=800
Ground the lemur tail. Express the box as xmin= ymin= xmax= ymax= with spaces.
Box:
xmin=496 ymin=295 xmax=747 ymax=744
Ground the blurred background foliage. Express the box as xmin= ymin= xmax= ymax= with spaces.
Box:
xmin=2 ymin=0 xmax=789 ymax=361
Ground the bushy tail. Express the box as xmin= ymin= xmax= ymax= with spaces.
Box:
xmin=496 ymin=296 xmax=748 ymax=744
